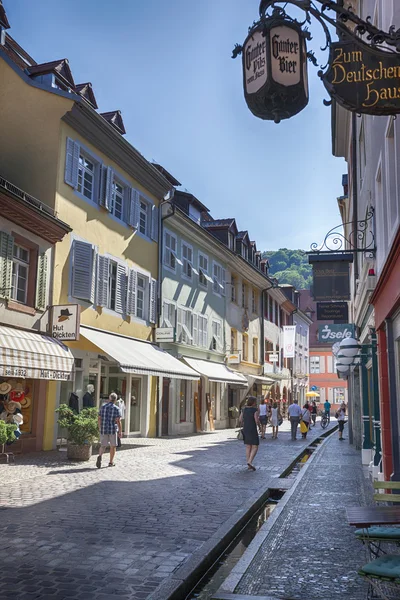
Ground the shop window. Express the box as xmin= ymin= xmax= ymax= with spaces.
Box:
xmin=179 ymin=380 xmax=187 ymax=422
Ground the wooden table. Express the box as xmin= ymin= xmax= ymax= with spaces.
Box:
xmin=346 ymin=506 xmax=400 ymax=527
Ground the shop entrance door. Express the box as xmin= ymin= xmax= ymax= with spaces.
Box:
xmin=161 ymin=378 xmax=170 ymax=436
xmin=130 ymin=378 xmax=141 ymax=433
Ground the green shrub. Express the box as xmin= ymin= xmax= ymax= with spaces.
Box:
xmin=0 ymin=420 xmax=17 ymax=446
xmin=56 ymin=404 xmax=99 ymax=446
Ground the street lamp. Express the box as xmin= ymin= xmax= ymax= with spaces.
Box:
xmin=339 ymin=337 xmax=361 ymax=359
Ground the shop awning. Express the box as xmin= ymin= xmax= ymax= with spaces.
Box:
xmin=0 ymin=325 xmax=74 ymax=380
xmin=80 ymin=326 xmax=200 ymax=380
xmin=250 ymin=375 xmax=275 ymax=384
xmin=182 ymin=357 xmax=248 ymax=385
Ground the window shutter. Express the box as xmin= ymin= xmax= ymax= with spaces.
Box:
xmin=65 ymin=138 xmax=80 ymax=188
xmin=96 ymin=255 xmax=110 ymax=307
xmin=327 ymin=356 xmax=333 ymax=373
xmin=72 ymin=240 xmax=96 ymax=303
xmin=177 ymin=307 xmax=183 ymax=342
xmin=115 ymin=263 xmax=127 ymax=314
xmin=35 ymin=252 xmax=48 ymax=310
xmin=123 ymin=187 xmax=132 ymax=224
xmin=127 ymin=268 xmax=137 ymax=316
xmin=151 ymin=205 xmax=159 ymax=242
xmin=319 ymin=357 xmax=325 ymax=373
xmin=221 ymin=268 xmax=226 ymax=296
xmin=0 ymin=232 xmax=13 ymax=299
xmin=149 ymin=278 xmax=157 ymax=323
xmin=192 ymin=313 xmax=198 ymax=346
xmin=129 ymin=190 xmax=140 ymax=229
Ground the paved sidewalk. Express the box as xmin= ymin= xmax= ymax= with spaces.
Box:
xmin=0 ymin=421 xmax=333 ymax=600
xmin=216 ymin=434 xmax=373 ymax=600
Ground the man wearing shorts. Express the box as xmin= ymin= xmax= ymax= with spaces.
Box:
xmin=97 ymin=392 xmax=121 ymax=468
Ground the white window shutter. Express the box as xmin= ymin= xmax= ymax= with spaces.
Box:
xmin=177 ymin=307 xmax=183 ymax=342
xmin=149 ymin=278 xmax=157 ymax=323
xmin=115 ymin=263 xmax=128 ymax=314
xmin=72 ymin=240 xmax=95 ymax=303
xmin=319 ymin=357 xmax=325 ymax=373
xmin=327 ymin=356 xmax=333 ymax=373
xmin=105 ymin=167 xmax=113 ymax=211
xmin=123 ymin=187 xmax=132 ymax=224
xmin=0 ymin=232 xmax=14 ymax=299
xmin=129 ymin=189 xmax=140 ymax=229
xmin=65 ymin=138 xmax=80 ymax=188
xmin=192 ymin=313 xmax=198 ymax=346
xmin=221 ymin=268 xmax=226 ymax=296
xmin=96 ymin=255 xmax=110 ymax=307
xmin=35 ymin=252 xmax=48 ymax=310
xmin=151 ymin=205 xmax=159 ymax=242
xmin=127 ymin=268 xmax=137 ymax=316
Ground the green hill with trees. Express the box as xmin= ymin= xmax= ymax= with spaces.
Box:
xmin=262 ymin=249 xmax=312 ymax=290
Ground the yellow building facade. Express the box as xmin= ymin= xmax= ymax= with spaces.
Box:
xmin=0 ymin=26 xmax=198 ymax=448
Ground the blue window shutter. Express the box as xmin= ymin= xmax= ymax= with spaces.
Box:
xmin=129 ymin=190 xmax=140 ymax=229
xmin=72 ymin=240 xmax=96 ymax=303
xmin=65 ymin=137 xmax=79 ymax=188
xmin=0 ymin=232 xmax=14 ymax=299
xmin=151 ymin=205 xmax=159 ymax=242
xmin=123 ymin=187 xmax=132 ymax=224
xmin=221 ymin=268 xmax=226 ymax=296
xmin=35 ymin=252 xmax=48 ymax=310
xmin=149 ymin=278 xmax=157 ymax=323
xmin=115 ymin=263 xmax=128 ymax=314
xmin=96 ymin=255 xmax=109 ymax=307
xmin=127 ymin=268 xmax=137 ymax=316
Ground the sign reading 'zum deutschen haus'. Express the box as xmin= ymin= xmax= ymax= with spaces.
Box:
xmin=322 ymin=38 xmax=400 ymax=116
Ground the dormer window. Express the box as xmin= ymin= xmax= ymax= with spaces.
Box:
xmin=189 ymin=204 xmax=201 ymax=224
xmin=241 ymin=244 xmax=248 ymax=261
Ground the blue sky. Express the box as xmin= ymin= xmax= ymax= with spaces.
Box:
xmin=5 ymin=0 xmax=345 ymax=251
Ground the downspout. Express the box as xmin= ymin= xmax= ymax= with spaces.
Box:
xmin=351 ymin=112 xmax=359 ymax=289
xmin=155 ymin=189 xmax=175 ymax=438
xmin=386 ymin=318 xmax=400 ymax=481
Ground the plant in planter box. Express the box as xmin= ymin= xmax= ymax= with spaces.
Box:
xmin=56 ymin=404 xmax=99 ymax=461
xmin=0 ymin=421 xmax=17 ymax=446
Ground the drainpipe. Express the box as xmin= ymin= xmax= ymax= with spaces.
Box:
xmin=386 ymin=318 xmax=400 ymax=481
xmin=351 ymin=112 xmax=359 ymax=289
xmin=155 ymin=189 xmax=175 ymax=438
xmin=371 ymin=329 xmax=382 ymax=474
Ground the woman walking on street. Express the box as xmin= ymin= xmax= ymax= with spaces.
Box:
xmin=258 ymin=397 xmax=268 ymax=439
xmin=337 ymin=402 xmax=346 ymax=441
xmin=270 ymin=401 xmax=281 ymax=439
xmin=239 ymin=397 xmax=260 ymax=471
xmin=300 ymin=403 xmax=311 ymax=439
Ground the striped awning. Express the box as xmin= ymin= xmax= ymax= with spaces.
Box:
xmin=0 ymin=326 xmax=74 ymax=380
xmin=80 ymin=326 xmax=200 ymax=380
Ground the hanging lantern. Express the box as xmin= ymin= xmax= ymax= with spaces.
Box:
xmin=241 ymin=13 xmax=309 ymax=123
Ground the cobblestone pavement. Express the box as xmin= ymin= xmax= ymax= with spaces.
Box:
xmin=229 ymin=434 xmax=372 ymax=600
xmin=0 ymin=421 xmax=334 ymax=600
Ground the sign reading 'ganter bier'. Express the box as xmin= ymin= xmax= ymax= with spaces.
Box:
xmin=322 ymin=38 xmax=400 ymax=115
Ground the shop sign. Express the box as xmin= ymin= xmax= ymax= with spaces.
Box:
xmin=322 ymin=39 xmax=400 ymax=116
xmin=50 ymin=304 xmax=80 ymax=341
xmin=317 ymin=301 xmax=348 ymax=322
xmin=269 ymin=353 xmax=279 ymax=362
xmin=227 ymin=353 xmax=241 ymax=365
xmin=283 ymin=325 xmax=296 ymax=358
xmin=318 ymin=324 xmax=355 ymax=343
xmin=310 ymin=256 xmax=352 ymax=301
xmin=155 ymin=327 xmax=175 ymax=343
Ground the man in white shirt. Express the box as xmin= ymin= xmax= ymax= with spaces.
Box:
xmin=288 ymin=400 xmax=302 ymax=441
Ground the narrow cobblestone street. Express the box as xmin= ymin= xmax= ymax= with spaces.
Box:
xmin=0 ymin=424 xmax=332 ymax=599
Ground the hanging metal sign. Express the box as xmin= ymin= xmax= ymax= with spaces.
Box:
xmin=322 ymin=38 xmax=400 ymax=116
xmin=317 ymin=302 xmax=349 ymax=322
xmin=318 ymin=324 xmax=355 ymax=343
xmin=309 ymin=254 xmax=353 ymax=302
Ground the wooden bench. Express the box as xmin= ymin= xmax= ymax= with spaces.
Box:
xmin=374 ymin=481 xmax=400 ymax=503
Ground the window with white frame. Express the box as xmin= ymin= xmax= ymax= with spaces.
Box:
xmin=334 ymin=388 xmax=345 ymax=403
xmin=107 ymin=260 xmax=118 ymax=311
xmin=139 ymin=199 xmax=151 ymax=237
xmin=310 ymin=356 xmax=320 ymax=374
xmin=198 ymin=252 xmax=209 ymax=288
xmin=11 ymin=244 xmax=30 ymax=304
xmin=213 ymin=262 xmax=225 ymax=295
xmin=198 ymin=315 xmax=208 ymax=347
xmin=136 ymin=274 xmax=148 ymax=320
xmin=182 ymin=242 xmax=193 ymax=280
xmin=77 ymin=155 xmax=95 ymax=201
xmin=163 ymin=301 xmax=176 ymax=328
xmin=177 ymin=307 xmax=193 ymax=344
xmin=211 ymin=319 xmax=222 ymax=351
xmin=228 ymin=233 xmax=235 ymax=250
xmin=110 ymin=180 xmax=124 ymax=220
xmin=164 ymin=231 xmax=177 ymax=271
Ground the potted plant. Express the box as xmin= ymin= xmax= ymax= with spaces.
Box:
xmin=229 ymin=405 xmax=240 ymax=428
xmin=56 ymin=404 xmax=99 ymax=461
xmin=0 ymin=421 xmax=17 ymax=446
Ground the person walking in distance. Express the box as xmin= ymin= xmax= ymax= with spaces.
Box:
xmin=324 ymin=399 xmax=331 ymax=417
xmin=310 ymin=401 xmax=317 ymax=427
xmin=288 ymin=399 xmax=302 ymax=441
xmin=300 ymin=403 xmax=311 ymax=439
xmin=270 ymin=401 xmax=281 ymax=439
xmin=96 ymin=392 xmax=122 ymax=468
xmin=258 ymin=397 xmax=268 ymax=439
xmin=337 ymin=402 xmax=346 ymax=441
xmin=239 ymin=397 xmax=260 ymax=471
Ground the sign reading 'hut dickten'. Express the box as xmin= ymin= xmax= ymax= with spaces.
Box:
xmin=322 ymin=38 xmax=400 ymax=116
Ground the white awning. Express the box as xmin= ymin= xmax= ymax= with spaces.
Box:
xmin=182 ymin=357 xmax=248 ymax=385
xmin=251 ymin=375 xmax=275 ymax=384
xmin=80 ymin=326 xmax=199 ymax=380
xmin=0 ymin=325 xmax=74 ymax=380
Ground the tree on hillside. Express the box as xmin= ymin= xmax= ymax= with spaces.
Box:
xmin=262 ymin=248 xmax=312 ymax=290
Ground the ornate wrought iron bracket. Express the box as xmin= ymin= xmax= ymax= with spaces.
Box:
xmin=308 ymin=206 xmax=376 ymax=258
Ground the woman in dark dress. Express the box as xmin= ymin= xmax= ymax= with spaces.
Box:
xmin=239 ymin=396 xmax=260 ymax=471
